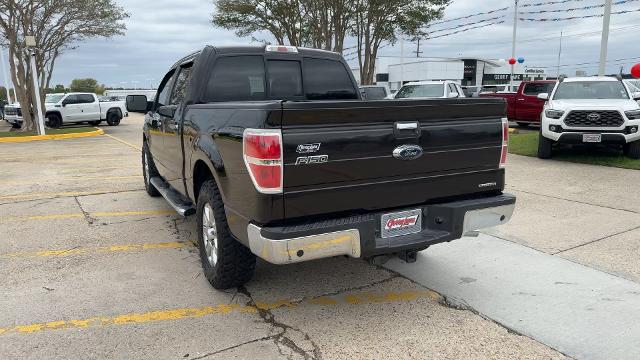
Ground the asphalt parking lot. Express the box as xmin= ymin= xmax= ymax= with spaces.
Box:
xmin=1 ymin=114 xmax=639 ymax=359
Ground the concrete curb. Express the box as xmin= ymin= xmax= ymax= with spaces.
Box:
xmin=0 ymin=128 xmax=104 ymax=143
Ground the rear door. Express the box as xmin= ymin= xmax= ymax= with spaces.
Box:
xmin=77 ymin=94 xmax=100 ymax=121
xmin=515 ymin=82 xmax=554 ymax=122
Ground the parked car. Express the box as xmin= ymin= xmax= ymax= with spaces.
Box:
xmin=4 ymin=102 xmax=22 ymax=128
xmin=44 ymin=93 xmax=127 ymax=128
xmin=462 ymin=85 xmax=482 ymax=98
xmin=393 ymin=80 xmax=466 ymax=99
xmin=126 ymin=44 xmax=515 ymax=290
xmin=359 ymin=85 xmax=389 ymax=100
xmin=479 ymin=85 xmax=517 ymax=94
xmin=538 ymin=76 xmax=640 ymax=159
xmin=480 ymin=80 xmax=556 ymax=126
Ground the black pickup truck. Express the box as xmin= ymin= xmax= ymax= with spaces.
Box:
xmin=126 ymin=45 xmax=516 ymax=289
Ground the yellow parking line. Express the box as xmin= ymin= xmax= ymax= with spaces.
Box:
xmin=0 ymin=289 xmax=440 ymax=336
xmin=0 ymin=190 xmax=126 ymax=201
xmin=2 ymin=241 xmax=190 ymax=258
xmin=0 ymin=175 xmax=141 ymax=186
xmin=103 ymin=134 xmax=142 ymax=152
xmin=2 ymin=209 xmax=175 ymax=222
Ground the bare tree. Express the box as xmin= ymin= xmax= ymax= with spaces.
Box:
xmin=0 ymin=0 xmax=128 ymax=131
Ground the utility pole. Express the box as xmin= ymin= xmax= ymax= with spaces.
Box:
xmin=599 ymin=0 xmax=613 ymax=76
xmin=0 ymin=47 xmax=12 ymax=104
xmin=25 ymin=36 xmax=45 ymax=135
xmin=556 ymin=31 xmax=563 ymax=77
xmin=413 ymin=38 xmax=423 ymax=58
xmin=510 ymin=0 xmax=519 ymax=87
xmin=400 ymin=38 xmax=405 ymax=88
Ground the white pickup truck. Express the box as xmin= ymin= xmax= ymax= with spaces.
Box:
xmin=4 ymin=92 xmax=128 ymax=129
xmin=44 ymin=93 xmax=127 ymax=128
xmin=538 ymin=77 xmax=640 ymax=159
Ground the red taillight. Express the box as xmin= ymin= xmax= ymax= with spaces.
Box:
xmin=243 ymin=129 xmax=283 ymax=194
xmin=500 ymin=118 xmax=508 ymax=169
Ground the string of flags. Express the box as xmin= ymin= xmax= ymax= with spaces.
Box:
xmin=520 ymin=7 xmax=640 ymax=21
xmin=427 ymin=6 xmax=508 ymax=26
xmin=426 ymin=21 xmax=506 ymax=40
xmin=520 ymin=0 xmax=639 ymax=14
xmin=520 ymin=0 xmax=587 ymax=8
xmin=426 ymin=15 xmax=506 ymax=34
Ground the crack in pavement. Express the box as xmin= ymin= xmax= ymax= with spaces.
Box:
xmin=237 ymin=286 xmax=322 ymax=360
xmin=189 ymin=335 xmax=278 ymax=359
xmin=0 ymin=188 xmax=145 ymax=206
xmin=73 ymin=196 xmax=95 ymax=225
xmin=553 ymin=224 xmax=640 ymax=255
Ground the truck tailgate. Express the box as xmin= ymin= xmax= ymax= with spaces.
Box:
xmin=281 ymin=98 xmax=507 ymax=218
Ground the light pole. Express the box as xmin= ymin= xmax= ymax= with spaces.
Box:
xmin=25 ymin=36 xmax=45 ymax=135
xmin=131 ymin=80 xmax=139 ymax=90
xmin=556 ymin=31 xmax=563 ymax=77
xmin=147 ymin=78 xmax=154 ymax=90
xmin=510 ymin=0 xmax=519 ymax=88
xmin=120 ymin=81 xmax=128 ymax=89
xmin=598 ymin=0 xmax=613 ymax=76
xmin=0 ymin=47 xmax=12 ymax=104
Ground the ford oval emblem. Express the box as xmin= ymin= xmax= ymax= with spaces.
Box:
xmin=393 ymin=145 xmax=424 ymax=160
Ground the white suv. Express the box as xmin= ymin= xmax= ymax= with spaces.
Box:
xmin=393 ymin=80 xmax=465 ymax=99
xmin=537 ymin=77 xmax=640 ymax=159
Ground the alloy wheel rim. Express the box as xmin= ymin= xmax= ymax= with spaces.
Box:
xmin=202 ymin=203 xmax=218 ymax=266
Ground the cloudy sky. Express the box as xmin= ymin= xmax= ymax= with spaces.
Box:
xmin=44 ymin=0 xmax=640 ymax=88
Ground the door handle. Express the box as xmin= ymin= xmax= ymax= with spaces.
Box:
xmin=517 ymin=98 xmax=525 ymax=101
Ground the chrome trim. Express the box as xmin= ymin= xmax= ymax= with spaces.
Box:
xmin=396 ymin=122 xmax=418 ymax=130
xmin=247 ymin=225 xmax=361 ymax=264
xmin=462 ymin=204 xmax=515 ymax=236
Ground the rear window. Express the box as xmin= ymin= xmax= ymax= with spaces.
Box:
xmin=523 ymin=83 xmax=554 ymax=96
xmin=267 ymin=60 xmax=303 ymax=99
xmin=303 ymin=58 xmax=358 ymax=100
xmin=204 ymin=56 xmax=266 ymax=102
xmin=395 ymin=84 xmax=444 ymax=99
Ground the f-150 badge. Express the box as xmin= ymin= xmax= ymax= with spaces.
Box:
xmin=295 ymin=155 xmax=328 ymax=165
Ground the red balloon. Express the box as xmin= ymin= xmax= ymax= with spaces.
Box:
xmin=632 ymin=63 xmax=640 ymax=79
xmin=508 ymin=58 xmax=517 ymax=65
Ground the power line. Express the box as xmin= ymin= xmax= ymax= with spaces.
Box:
xmin=520 ymin=7 xmax=640 ymax=21
xmin=428 ymin=6 xmax=509 ymax=26
xmin=519 ymin=0 xmax=639 ymax=13
xmin=426 ymin=15 xmax=506 ymax=34
xmin=520 ymin=0 xmax=587 ymax=8
xmin=426 ymin=20 xmax=506 ymax=40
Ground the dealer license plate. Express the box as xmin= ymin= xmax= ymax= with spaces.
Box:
xmin=583 ymin=134 xmax=602 ymax=143
xmin=381 ymin=209 xmax=422 ymax=238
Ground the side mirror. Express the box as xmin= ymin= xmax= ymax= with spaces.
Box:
xmin=448 ymin=91 xmax=459 ymax=98
xmin=158 ymin=105 xmax=177 ymax=118
xmin=632 ymin=92 xmax=640 ymax=101
xmin=126 ymin=95 xmax=149 ymax=113
xmin=61 ymin=100 xmax=69 ymax=107
xmin=537 ymin=93 xmax=549 ymax=100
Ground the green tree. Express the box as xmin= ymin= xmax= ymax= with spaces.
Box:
xmin=70 ymin=78 xmax=99 ymax=93
xmin=211 ymin=0 xmax=449 ymax=85
xmin=54 ymin=84 xmax=66 ymax=93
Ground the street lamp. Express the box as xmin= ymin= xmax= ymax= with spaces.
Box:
xmin=25 ymin=35 xmax=45 ymax=135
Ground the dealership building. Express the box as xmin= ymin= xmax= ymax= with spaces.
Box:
xmin=352 ymin=57 xmax=548 ymax=91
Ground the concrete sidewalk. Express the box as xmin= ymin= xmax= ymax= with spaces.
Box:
xmin=385 ymin=234 xmax=640 ymax=360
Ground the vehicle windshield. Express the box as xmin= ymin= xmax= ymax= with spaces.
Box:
xmin=553 ymin=81 xmax=629 ymax=100
xmin=360 ymin=87 xmax=387 ymax=100
xmin=395 ymin=84 xmax=444 ymax=99
xmin=626 ymin=80 xmax=640 ymax=92
xmin=45 ymin=94 xmax=65 ymax=103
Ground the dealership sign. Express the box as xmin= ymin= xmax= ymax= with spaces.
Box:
xmin=483 ymin=74 xmax=523 ymax=81
xmin=524 ymin=67 xmax=546 ymax=75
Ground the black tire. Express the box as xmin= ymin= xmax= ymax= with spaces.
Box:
xmin=196 ymin=180 xmax=256 ymax=290
xmin=89 ymin=120 xmax=101 ymax=126
xmin=142 ymin=141 xmax=161 ymax=197
xmin=46 ymin=113 xmax=62 ymax=129
xmin=11 ymin=122 xmax=21 ymax=129
xmin=517 ymin=122 xmax=530 ymax=128
xmin=537 ymin=132 xmax=553 ymax=159
xmin=106 ymin=112 xmax=121 ymax=126
xmin=624 ymin=140 xmax=640 ymax=159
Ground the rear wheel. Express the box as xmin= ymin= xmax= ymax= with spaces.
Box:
xmin=11 ymin=122 xmax=20 ymax=129
xmin=537 ymin=132 xmax=553 ymax=159
xmin=106 ymin=112 xmax=121 ymax=126
xmin=46 ymin=113 xmax=62 ymax=129
xmin=196 ymin=180 xmax=256 ymax=289
xmin=142 ymin=141 xmax=160 ymax=197
xmin=624 ymin=140 xmax=640 ymax=159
